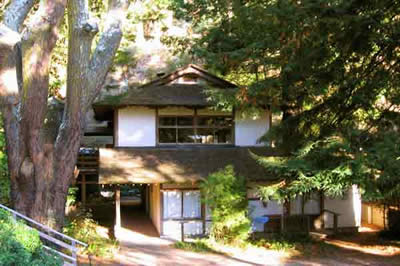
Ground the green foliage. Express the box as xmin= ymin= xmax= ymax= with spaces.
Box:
xmin=174 ymin=239 xmax=217 ymax=253
xmin=200 ymin=165 xmax=251 ymax=245
xmin=173 ymin=0 xmax=400 ymax=206
xmin=253 ymin=233 xmax=311 ymax=251
xmin=63 ymin=209 xmax=118 ymax=257
xmin=0 ymin=209 xmax=62 ymax=266
xmin=66 ymin=186 xmax=79 ymax=207
xmin=0 ymin=115 xmax=10 ymax=206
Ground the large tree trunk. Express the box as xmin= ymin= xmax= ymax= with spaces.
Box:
xmin=0 ymin=0 xmax=126 ymax=229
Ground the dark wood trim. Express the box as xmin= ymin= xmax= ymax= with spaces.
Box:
xmin=194 ymin=108 xmax=198 ymax=143
xmin=181 ymin=190 xmax=184 ymax=218
xmin=113 ymin=109 xmax=118 ymax=147
xmin=320 ymin=191 xmax=324 ymax=215
xmin=115 ymin=187 xmax=121 ymax=229
xmin=162 ymin=218 xmax=203 ymax=222
xmin=155 ymin=107 xmax=159 ymax=146
xmin=161 ymin=188 xmax=200 ymax=191
xmin=232 ymin=107 xmax=236 ymax=145
xmin=201 ymin=203 xmax=206 ymax=235
xmin=76 ymin=181 xmax=98 ymax=184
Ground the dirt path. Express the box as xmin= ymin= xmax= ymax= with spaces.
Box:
xmin=79 ymin=208 xmax=400 ymax=266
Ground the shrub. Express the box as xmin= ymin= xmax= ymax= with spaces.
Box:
xmin=174 ymin=239 xmax=216 ymax=253
xmin=200 ymin=165 xmax=251 ymax=245
xmin=0 ymin=209 xmax=62 ymax=265
xmin=64 ymin=209 xmax=118 ymax=257
xmin=252 ymin=232 xmax=312 ymax=251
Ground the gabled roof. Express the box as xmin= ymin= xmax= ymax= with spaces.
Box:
xmin=140 ymin=64 xmax=237 ymax=88
xmin=93 ymin=64 xmax=237 ymax=120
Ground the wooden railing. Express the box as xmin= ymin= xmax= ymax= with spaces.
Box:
xmin=0 ymin=203 xmax=87 ymax=266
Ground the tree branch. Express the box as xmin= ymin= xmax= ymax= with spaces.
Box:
xmin=54 ymin=0 xmax=99 ymax=172
xmin=3 ymin=0 xmax=36 ymax=31
xmin=0 ymin=24 xmax=21 ymax=101
xmin=85 ymin=0 xmax=128 ymax=108
xmin=18 ymin=0 xmax=67 ymax=161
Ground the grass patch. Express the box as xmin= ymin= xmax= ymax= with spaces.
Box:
xmin=174 ymin=239 xmax=216 ymax=253
xmin=251 ymin=233 xmax=313 ymax=252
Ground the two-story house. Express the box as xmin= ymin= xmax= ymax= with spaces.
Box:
xmin=83 ymin=64 xmax=361 ymax=240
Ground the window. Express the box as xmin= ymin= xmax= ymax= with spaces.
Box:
xmin=163 ymin=190 xmax=201 ymax=219
xmin=158 ymin=111 xmax=233 ymax=145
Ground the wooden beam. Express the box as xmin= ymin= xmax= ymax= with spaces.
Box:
xmin=115 ymin=186 xmax=121 ymax=229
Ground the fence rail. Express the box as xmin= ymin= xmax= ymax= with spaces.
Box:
xmin=0 ymin=203 xmax=87 ymax=266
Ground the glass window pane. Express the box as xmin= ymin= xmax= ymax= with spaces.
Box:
xmin=215 ymin=128 xmax=232 ymax=144
xmin=215 ymin=117 xmax=233 ymax=127
xmin=183 ymin=191 xmax=201 ymax=218
xmin=184 ymin=222 xmax=203 ymax=236
xmin=198 ymin=117 xmax=215 ymax=126
xmin=197 ymin=128 xmax=215 ymax=144
xmin=177 ymin=128 xmax=195 ymax=143
xmin=159 ymin=117 xmax=176 ymax=126
xmin=159 ymin=128 xmax=176 ymax=143
xmin=163 ymin=191 xmax=182 ymax=219
xmin=177 ymin=116 xmax=194 ymax=126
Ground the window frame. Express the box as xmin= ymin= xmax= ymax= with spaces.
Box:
xmin=156 ymin=108 xmax=234 ymax=146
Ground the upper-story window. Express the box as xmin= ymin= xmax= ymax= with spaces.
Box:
xmin=158 ymin=112 xmax=233 ymax=145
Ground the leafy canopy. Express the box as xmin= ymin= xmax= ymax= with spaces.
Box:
xmin=171 ymin=0 xmax=400 ymax=204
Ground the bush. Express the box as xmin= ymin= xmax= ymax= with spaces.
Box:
xmin=174 ymin=239 xmax=216 ymax=253
xmin=0 ymin=209 xmax=62 ymax=266
xmin=64 ymin=209 xmax=118 ymax=257
xmin=252 ymin=232 xmax=312 ymax=251
xmin=200 ymin=165 xmax=251 ymax=245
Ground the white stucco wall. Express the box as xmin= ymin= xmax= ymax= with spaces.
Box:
xmin=290 ymin=194 xmax=320 ymax=215
xmin=235 ymin=110 xmax=270 ymax=146
xmin=324 ymin=185 xmax=362 ymax=228
xmin=117 ymin=107 xmax=156 ymax=147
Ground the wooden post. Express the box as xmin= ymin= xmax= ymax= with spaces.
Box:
xmin=81 ymin=174 xmax=86 ymax=206
xmin=333 ymin=214 xmax=338 ymax=234
xmin=181 ymin=222 xmax=185 ymax=242
xmin=320 ymin=192 xmax=325 ymax=229
xmin=115 ymin=186 xmax=121 ymax=230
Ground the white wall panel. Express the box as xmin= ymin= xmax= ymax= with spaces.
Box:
xmin=248 ymin=200 xmax=283 ymax=217
xmin=324 ymin=185 xmax=361 ymax=228
xmin=290 ymin=194 xmax=320 ymax=215
xmin=235 ymin=110 xmax=270 ymax=146
xmin=117 ymin=107 xmax=156 ymax=147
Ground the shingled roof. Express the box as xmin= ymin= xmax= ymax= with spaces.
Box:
xmin=99 ymin=147 xmax=282 ymax=184
xmin=95 ymin=84 xmax=235 ymax=107
xmin=93 ymin=64 xmax=237 ymax=120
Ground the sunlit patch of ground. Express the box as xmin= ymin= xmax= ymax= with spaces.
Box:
xmin=79 ymin=212 xmax=400 ymax=265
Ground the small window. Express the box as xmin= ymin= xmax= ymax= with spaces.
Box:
xmin=158 ymin=111 xmax=233 ymax=145
xmin=163 ymin=190 xmax=201 ymax=219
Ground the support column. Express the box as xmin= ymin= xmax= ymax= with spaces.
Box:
xmin=115 ymin=186 xmax=121 ymax=238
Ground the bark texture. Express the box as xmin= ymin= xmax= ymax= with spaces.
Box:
xmin=0 ymin=0 xmax=126 ymax=229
